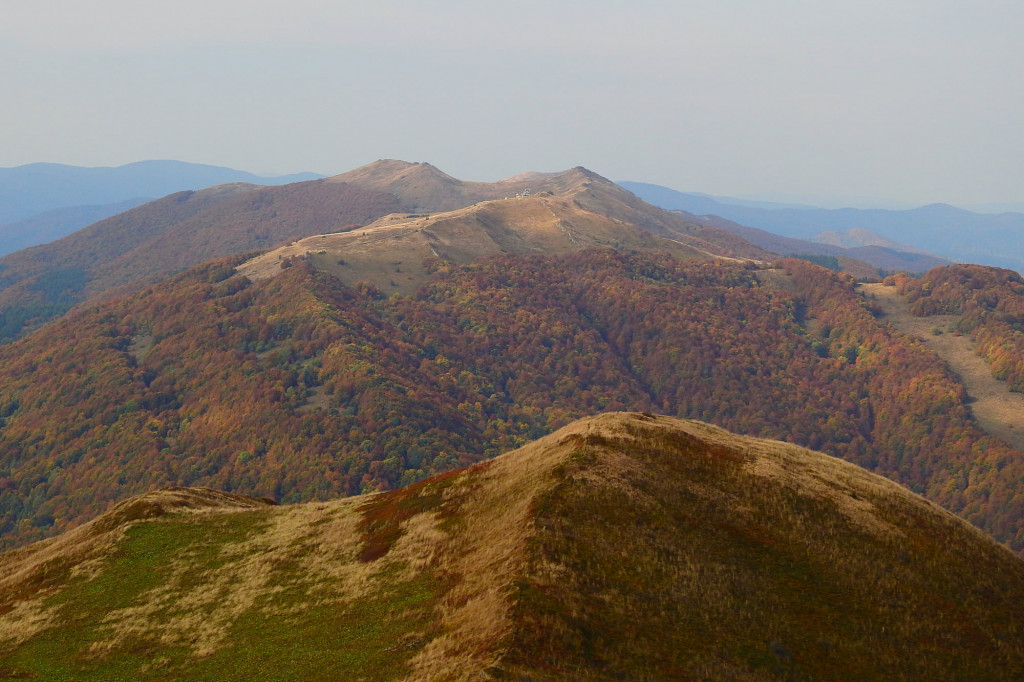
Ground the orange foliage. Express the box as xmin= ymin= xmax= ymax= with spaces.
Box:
xmin=1 ymin=254 xmax=1022 ymax=554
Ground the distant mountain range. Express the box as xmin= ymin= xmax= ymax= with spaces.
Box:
xmin=683 ymin=213 xmax=950 ymax=277
xmin=0 ymin=161 xmax=322 ymax=256
xmin=620 ymin=181 xmax=1024 ymax=273
xmin=0 ymin=198 xmax=153 ymax=256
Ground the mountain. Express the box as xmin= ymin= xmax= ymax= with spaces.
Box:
xmin=239 ymin=165 xmax=773 ymax=295
xmin=0 ymin=179 xmax=403 ymax=341
xmin=813 ymin=227 xmax=927 ymax=253
xmin=0 ymin=161 xmax=771 ymax=341
xmin=0 ymin=160 xmax=321 ymax=226
xmin=2 ymin=413 xmax=1022 ymax=680
xmin=327 ymin=159 xmax=491 ymax=211
xmin=621 ymin=180 xmax=1024 ymax=273
xmin=327 ymin=161 xmax=773 ymax=263
xmin=684 ymin=213 xmax=950 ymax=278
xmin=621 ymin=184 xmax=950 ymax=274
xmin=0 ymin=198 xmax=152 ymax=256
xmin=2 ymin=249 xmax=1024 ymax=557
xmin=618 ymin=183 xmax=817 ymax=213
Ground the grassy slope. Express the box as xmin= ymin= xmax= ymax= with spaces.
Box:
xmin=0 ymin=160 xmax=767 ymax=342
xmin=2 ymin=414 xmax=1023 ymax=681
xmin=502 ymin=415 xmax=1024 ymax=680
xmin=236 ymin=192 xmax=711 ymax=295
xmin=864 ymin=281 xmax=1024 ymax=449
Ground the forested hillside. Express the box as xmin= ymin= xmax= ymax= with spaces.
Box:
xmin=894 ymin=265 xmax=1024 ymax=393
xmin=1 ymin=253 xmax=1021 ymax=553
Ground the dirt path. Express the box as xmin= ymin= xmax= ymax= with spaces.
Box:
xmin=861 ymin=283 xmax=1024 ymax=449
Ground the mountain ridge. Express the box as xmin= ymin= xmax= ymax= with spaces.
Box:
xmin=2 ymin=412 xmax=1022 ymax=680
xmin=0 ymin=161 xmax=773 ymax=341
xmin=0 ymin=198 xmax=153 ymax=257
xmin=683 ymin=212 xmax=950 ymax=277
xmin=0 ymin=178 xmax=403 ymax=341
xmin=238 ymin=165 xmax=773 ymax=294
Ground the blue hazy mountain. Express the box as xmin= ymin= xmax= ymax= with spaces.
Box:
xmin=0 ymin=161 xmax=322 ymax=255
xmin=0 ymin=199 xmax=152 ymax=256
xmin=620 ymin=181 xmax=1024 ymax=273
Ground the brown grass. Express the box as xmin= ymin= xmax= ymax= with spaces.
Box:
xmin=3 ymin=414 xmax=1024 ymax=679
xmin=0 ymin=488 xmax=274 ymax=648
xmin=236 ymin=191 xmax=710 ymax=295
xmin=494 ymin=413 xmax=1024 ymax=680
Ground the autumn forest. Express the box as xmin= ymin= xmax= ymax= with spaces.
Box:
xmin=1 ymin=251 xmax=1022 ymax=553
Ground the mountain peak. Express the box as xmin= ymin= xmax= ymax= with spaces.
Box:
xmin=329 ymin=159 xmax=458 ymax=185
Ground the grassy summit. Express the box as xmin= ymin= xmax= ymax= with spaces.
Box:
xmin=2 ymin=413 xmax=1022 ymax=680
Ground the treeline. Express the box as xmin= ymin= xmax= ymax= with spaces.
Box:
xmin=790 ymin=260 xmax=1024 ymax=545
xmin=1 ymin=252 xmax=1022 ymax=553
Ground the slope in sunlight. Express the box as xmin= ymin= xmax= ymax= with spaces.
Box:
xmin=238 ymin=163 xmax=774 ymax=294
xmin=0 ymin=160 xmax=772 ymax=341
xmin=1 ymin=413 xmax=1022 ymax=681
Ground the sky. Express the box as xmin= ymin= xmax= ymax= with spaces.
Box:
xmin=2 ymin=0 xmax=1022 ymax=209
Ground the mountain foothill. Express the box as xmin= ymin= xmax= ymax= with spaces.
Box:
xmin=1 ymin=159 xmax=1024 ymax=677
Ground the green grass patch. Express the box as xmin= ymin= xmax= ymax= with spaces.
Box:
xmin=2 ymin=506 xmax=449 ymax=681
xmin=0 ymin=511 xmax=263 ymax=680
xmin=180 ymin=569 xmax=441 ymax=681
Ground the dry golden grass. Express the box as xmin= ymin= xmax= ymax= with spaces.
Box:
xmin=326 ymin=160 xmax=604 ymax=214
xmin=236 ymin=172 xmax=715 ymax=295
xmin=3 ymin=414 xmax=1024 ymax=680
xmin=237 ymin=193 xmax=703 ymax=295
xmin=0 ymin=488 xmax=273 ymax=648
xmin=401 ymin=425 xmax=583 ymax=680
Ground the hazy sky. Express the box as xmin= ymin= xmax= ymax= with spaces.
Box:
xmin=2 ymin=0 xmax=1021 ymax=208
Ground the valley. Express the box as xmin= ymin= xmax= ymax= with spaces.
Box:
xmin=864 ymin=282 xmax=1024 ymax=449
